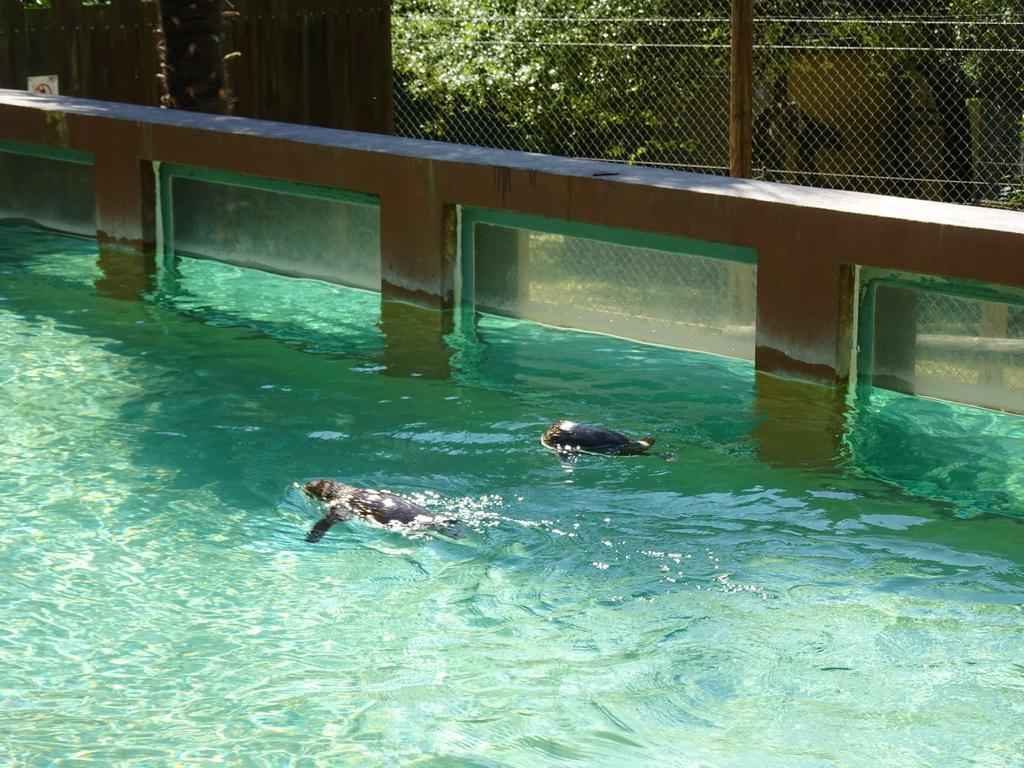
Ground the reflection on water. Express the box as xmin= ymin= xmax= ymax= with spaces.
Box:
xmin=1 ymin=224 xmax=1023 ymax=768
xmin=750 ymin=373 xmax=851 ymax=470
xmin=378 ymin=299 xmax=456 ymax=380
xmin=94 ymin=246 xmax=157 ymax=301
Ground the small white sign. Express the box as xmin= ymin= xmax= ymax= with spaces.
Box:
xmin=27 ymin=75 xmax=59 ymax=95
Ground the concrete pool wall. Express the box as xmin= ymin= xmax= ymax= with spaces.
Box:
xmin=1 ymin=88 xmax=1023 ymax=404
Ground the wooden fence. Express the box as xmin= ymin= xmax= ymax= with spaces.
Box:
xmin=0 ymin=0 xmax=393 ymax=133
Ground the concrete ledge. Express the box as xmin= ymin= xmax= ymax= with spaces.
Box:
xmin=5 ymin=90 xmax=1021 ymax=234
xmin=1 ymin=88 xmax=1022 ymax=387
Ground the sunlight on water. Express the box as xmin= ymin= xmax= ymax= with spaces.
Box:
xmin=1 ymin=224 xmax=1023 ymax=767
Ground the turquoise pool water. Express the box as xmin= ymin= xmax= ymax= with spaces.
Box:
xmin=1 ymin=224 xmax=1022 ymax=767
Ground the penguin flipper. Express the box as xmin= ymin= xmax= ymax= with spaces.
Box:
xmin=305 ymin=504 xmax=355 ymax=543
xmin=305 ymin=518 xmax=336 ymax=543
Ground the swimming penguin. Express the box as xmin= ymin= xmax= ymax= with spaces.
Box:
xmin=540 ymin=420 xmax=657 ymax=463
xmin=302 ymin=479 xmax=457 ymax=542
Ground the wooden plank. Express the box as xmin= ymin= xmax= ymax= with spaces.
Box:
xmin=305 ymin=7 xmax=328 ymax=127
xmin=1 ymin=0 xmax=393 ymax=129
xmin=128 ymin=0 xmax=162 ymax=107
xmin=0 ymin=0 xmax=25 ymax=90
xmin=53 ymin=0 xmax=81 ymax=95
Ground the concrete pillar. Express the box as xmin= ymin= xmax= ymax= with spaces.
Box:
xmin=754 ymin=237 xmax=856 ymax=387
xmin=86 ymin=119 xmax=156 ymax=254
xmin=377 ymin=160 xmax=457 ymax=310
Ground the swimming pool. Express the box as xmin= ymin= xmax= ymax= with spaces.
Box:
xmin=2 ymin=224 xmax=1022 ymax=767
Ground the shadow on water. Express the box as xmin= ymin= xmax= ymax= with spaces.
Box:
xmin=378 ymin=300 xmax=456 ymax=380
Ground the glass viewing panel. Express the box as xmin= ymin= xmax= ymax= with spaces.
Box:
xmin=868 ymin=280 xmax=1024 ymax=414
xmin=0 ymin=145 xmax=95 ymax=236
xmin=472 ymin=220 xmax=757 ymax=360
xmin=167 ymin=171 xmax=381 ymax=292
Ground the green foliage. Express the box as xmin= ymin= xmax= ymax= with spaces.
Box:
xmin=393 ymin=0 xmax=732 ymax=164
xmin=395 ymin=0 xmax=1024 ymax=178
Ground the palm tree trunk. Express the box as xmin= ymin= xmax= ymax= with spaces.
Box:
xmin=156 ymin=0 xmax=232 ymax=114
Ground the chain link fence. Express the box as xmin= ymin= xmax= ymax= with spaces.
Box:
xmin=392 ymin=0 xmax=1024 ymax=210
xmin=915 ymin=290 xmax=1024 ymax=394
